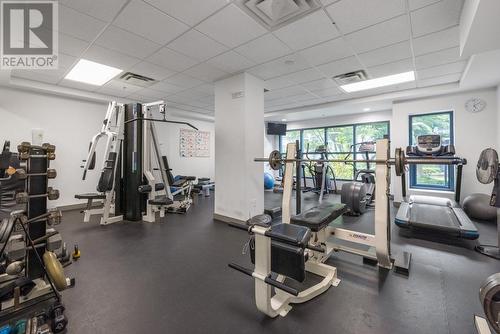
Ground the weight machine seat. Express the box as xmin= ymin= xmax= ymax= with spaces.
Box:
xmin=172 ymin=176 xmax=196 ymax=187
xmin=75 ymin=193 xmax=106 ymax=200
xmin=267 ymin=223 xmax=311 ymax=248
xmin=291 ymin=203 xmax=347 ymax=232
xmin=148 ymin=195 xmax=174 ymax=206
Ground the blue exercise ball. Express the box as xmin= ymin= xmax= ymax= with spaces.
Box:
xmin=264 ymin=173 xmax=275 ymax=190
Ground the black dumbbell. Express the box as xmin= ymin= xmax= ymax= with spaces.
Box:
xmin=49 ymin=302 xmax=67 ymax=333
xmin=17 ymin=142 xmax=31 ymax=160
xmin=15 ymin=168 xmax=57 ymax=180
xmin=47 ymin=209 xmax=62 ymax=225
xmin=15 ymin=187 xmax=60 ymax=204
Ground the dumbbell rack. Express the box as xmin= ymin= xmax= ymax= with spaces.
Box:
xmin=0 ymin=142 xmax=69 ymax=332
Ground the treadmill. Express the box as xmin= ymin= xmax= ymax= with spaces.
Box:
xmin=395 ymin=135 xmax=479 ymax=240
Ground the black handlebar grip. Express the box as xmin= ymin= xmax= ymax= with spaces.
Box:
xmin=228 ymin=263 xmax=253 ymax=277
xmin=264 ymin=276 xmax=299 ymax=296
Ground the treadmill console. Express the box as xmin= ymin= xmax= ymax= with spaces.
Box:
xmin=407 ymin=135 xmax=455 ymax=156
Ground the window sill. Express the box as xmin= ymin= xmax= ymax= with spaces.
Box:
xmin=408 ymin=187 xmax=454 ymax=195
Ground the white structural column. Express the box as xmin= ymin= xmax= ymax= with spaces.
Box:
xmin=214 ymin=73 xmax=265 ymax=223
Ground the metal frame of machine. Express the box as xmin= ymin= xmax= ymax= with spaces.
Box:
xmin=77 ymin=101 xmax=197 ymax=225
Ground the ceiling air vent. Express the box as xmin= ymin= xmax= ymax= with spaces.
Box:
xmin=237 ymin=0 xmax=321 ymax=30
xmin=118 ymin=72 xmax=156 ymax=88
xmin=333 ymin=70 xmax=367 ymax=86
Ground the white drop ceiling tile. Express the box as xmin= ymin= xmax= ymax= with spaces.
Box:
xmin=12 ymin=70 xmax=63 ymax=85
xmin=148 ymin=81 xmax=185 ymax=94
xmin=317 ymin=56 xmax=364 ymax=78
xmin=167 ymin=94 xmax=196 ymax=105
xmin=196 ymin=94 xmax=215 ymax=106
xmin=264 ymin=77 xmax=296 ymax=90
xmin=59 ymin=5 xmax=106 ymax=42
xmin=175 ymin=89 xmax=211 ymax=100
xmin=59 ymin=33 xmax=89 ymax=57
xmin=410 ymin=0 xmax=464 ymax=37
xmin=417 ymin=61 xmax=467 ymax=80
xmin=167 ymin=30 xmax=228 ymax=61
xmin=247 ymin=54 xmax=310 ymax=80
xmin=163 ymin=73 xmax=205 ymax=89
xmin=135 ymin=88 xmax=168 ymax=100
xmin=265 ymin=67 xmax=325 ymax=91
xmin=311 ymin=86 xmax=342 ymax=98
xmin=358 ymin=41 xmax=412 ymax=67
xmin=63 ymin=0 xmax=128 ymax=22
xmin=96 ymin=26 xmax=161 ymax=59
xmin=192 ymin=84 xmax=215 ymax=95
xmin=184 ymin=63 xmax=229 ymax=82
xmin=196 ymin=4 xmax=268 ymax=48
xmin=292 ymin=93 xmax=320 ymax=103
xmin=408 ymin=0 xmax=441 ymax=11
xmin=97 ymin=87 xmax=134 ymax=98
xmin=301 ymin=78 xmax=338 ymax=91
xmin=417 ymin=73 xmax=462 ymax=87
xmin=127 ymin=61 xmax=177 ymax=81
xmin=143 ymin=0 xmax=229 ymax=26
xmin=125 ymin=93 xmax=147 ymax=102
xmin=344 ymin=15 xmax=410 ymax=54
xmin=207 ymin=51 xmax=255 ymax=73
xmin=59 ymin=79 xmax=100 ymax=92
xmin=114 ymin=0 xmax=189 ymax=45
xmin=98 ymin=79 xmax=144 ymax=96
xmin=83 ymin=45 xmax=142 ymax=70
xmin=273 ymin=10 xmax=340 ymax=50
xmin=265 ymin=85 xmax=309 ymax=100
xmin=326 ymin=0 xmax=405 ymax=34
xmin=298 ymin=37 xmax=353 ymax=66
xmin=147 ymin=47 xmax=199 ymax=72
xmin=235 ymin=34 xmax=292 ymax=64
xmin=412 ymin=26 xmax=459 ymax=56
xmin=367 ymin=58 xmax=414 ymax=77
xmin=415 ymin=47 xmax=462 ymax=69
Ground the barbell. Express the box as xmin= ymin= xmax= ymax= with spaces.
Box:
xmin=256 ymin=149 xmax=466 ymax=176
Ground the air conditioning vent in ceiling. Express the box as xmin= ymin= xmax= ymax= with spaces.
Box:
xmin=237 ymin=0 xmax=321 ymax=30
xmin=118 ymin=72 xmax=156 ymax=88
xmin=333 ymin=70 xmax=367 ymax=86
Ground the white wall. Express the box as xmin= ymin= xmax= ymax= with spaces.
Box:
xmin=285 ymin=109 xmax=393 ymax=132
xmin=498 ymin=85 xmax=500 ymax=148
xmin=155 ymin=115 xmax=215 ymax=180
xmin=214 ymin=73 xmax=264 ymax=222
xmin=392 ymin=88 xmax=498 ymax=203
xmin=0 ymin=86 xmax=107 ymax=207
xmin=0 ymin=86 xmax=215 ymax=207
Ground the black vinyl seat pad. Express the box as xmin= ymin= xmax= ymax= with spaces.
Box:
xmin=75 ymin=193 xmax=106 ymax=200
xmin=148 ymin=195 xmax=174 ymax=206
xmin=291 ymin=203 xmax=347 ymax=232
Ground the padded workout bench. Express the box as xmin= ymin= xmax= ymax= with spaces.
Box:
xmin=229 ymin=213 xmax=340 ymax=317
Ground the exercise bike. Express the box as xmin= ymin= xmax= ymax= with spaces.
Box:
xmin=341 ymin=141 xmax=376 ymax=215
xmin=303 ymin=144 xmax=337 ymax=203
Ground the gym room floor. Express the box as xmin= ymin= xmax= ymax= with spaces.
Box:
xmin=58 ymin=192 xmax=499 ymax=334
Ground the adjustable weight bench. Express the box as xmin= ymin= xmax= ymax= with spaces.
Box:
xmin=229 ymin=214 xmax=340 ymax=317
xmin=291 ymin=202 xmax=347 ymax=232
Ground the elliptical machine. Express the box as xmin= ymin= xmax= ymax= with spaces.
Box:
xmin=303 ymin=144 xmax=337 ymax=203
xmin=341 ymin=141 xmax=376 ymax=215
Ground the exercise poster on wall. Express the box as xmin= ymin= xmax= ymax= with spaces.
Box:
xmin=179 ymin=128 xmax=210 ymax=158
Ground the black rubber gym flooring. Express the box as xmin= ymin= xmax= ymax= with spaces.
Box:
xmin=57 ymin=192 xmax=499 ymax=333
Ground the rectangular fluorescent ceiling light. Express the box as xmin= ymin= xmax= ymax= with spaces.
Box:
xmin=65 ymin=59 xmax=123 ymax=86
xmin=340 ymin=71 xmax=415 ymax=93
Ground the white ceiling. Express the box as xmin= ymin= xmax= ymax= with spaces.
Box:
xmin=10 ymin=0 xmax=468 ymax=117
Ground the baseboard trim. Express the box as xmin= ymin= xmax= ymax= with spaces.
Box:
xmin=213 ymin=213 xmax=245 ymax=225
